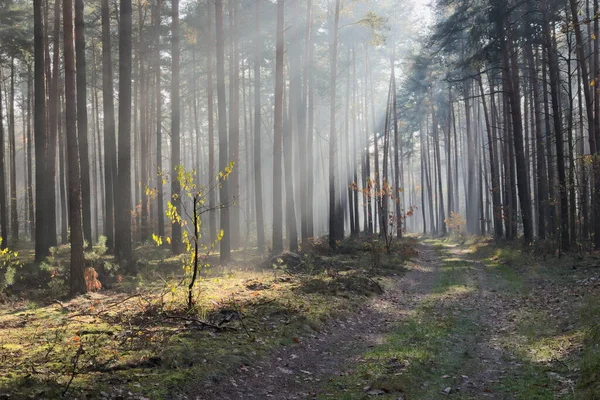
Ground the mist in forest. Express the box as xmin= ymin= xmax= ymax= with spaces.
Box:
xmin=1 ymin=0 xmax=597 ymax=296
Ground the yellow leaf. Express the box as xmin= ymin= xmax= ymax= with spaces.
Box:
xmin=592 ymin=80 xmax=596 ymax=87
xmin=593 ymin=33 xmax=597 ymax=40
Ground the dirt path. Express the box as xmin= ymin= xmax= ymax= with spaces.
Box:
xmin=194 ymin=243 xmax=441 ymax=399
xmin=193 ymin=240 xmax=581 ymax=399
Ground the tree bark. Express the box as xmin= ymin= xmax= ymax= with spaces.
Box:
xmin=34 ymin=0 xmax=49 ymax=260
xmin=216 ymin=0 xmax=231 ymax=262
xmin=272 ymin=0 xmax=284 ymax=253
xmin=328 ymin=0 xmax=341 ymax=248
xmin=64 ymin=0 xmax=87 ymax=295
xmin=102 ymin=0 xmax=117 ymax=252
xmin=75 ymin=0 xmax=92 ymax=248
xmin=116 ymin=0 xmax=133 ymax=269
xmin=254 ymin=0 xmax=265 ymax=252
xmin=171 ymin=0 xmax=182 ymax=254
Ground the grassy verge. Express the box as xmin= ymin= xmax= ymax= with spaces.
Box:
xmin=465 ymin=237 xmax=600 ymax=399
xmin=0 ymin=236 xmax=413 ymax=399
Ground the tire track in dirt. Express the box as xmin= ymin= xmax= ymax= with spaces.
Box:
xmin=191 ymin=243 xmax=441 ymax=400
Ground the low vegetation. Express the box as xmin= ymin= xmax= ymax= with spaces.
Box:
xmin=0 ymin=236 xmax=414 ymax=399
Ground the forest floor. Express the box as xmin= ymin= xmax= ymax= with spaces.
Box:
xmin=195 ymin=238 xmax=600 ymax=400
xmin=0 ymin=236 xmax=599 ymax=399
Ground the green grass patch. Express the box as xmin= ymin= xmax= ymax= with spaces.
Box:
xmin=318 ymin=247 xmax=481 ymax=399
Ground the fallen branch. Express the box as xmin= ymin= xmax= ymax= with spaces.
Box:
xmin=162 ymin=314 xmax=238 ymax=331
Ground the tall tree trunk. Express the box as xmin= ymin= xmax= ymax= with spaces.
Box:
xmin=0 ymin=75 xmax=6 ymax=249
xmin=299 ymin=0 xmax=312 ymax=243
xmin=34 ymin=0 xmax=49 ymax=260
xmin=206 ymin=0 xmax=216 ymax=242
xmin=433 ymin=104 xmax=446 ymax=235
xmin=27 ymin=65 xmax=34 ymax=241
xmin=215 ymin=0 xmax=231 ymax=262
xmin=116 ymin=0 xmax=133 ymax=269
xmin=59 ymin=82 xmax=68 ymax=244
xmin=272 ymin=0 xmax=284 ymax=253
xmin=541 ymin=0 xmax=569 ymax=249
xmin=328 ymin=0 xmax=341 ymax=248
xmin=529 ymin=45 xmax=548 ymax=239
xmin=8 ymin=60 xmax=18 ymax=243
xmin=75 ymin=0 xmax=93 ymax=248
xmin=306 ymin=7 xmax=315 ymax=238
xmin=392 ymin=53 xmax=402 ymax=238
xmin=479 ymin=76 xmax=503 ymax=239
xmin=153 ymin=0 xmax=164 ymax=238
xmin=64 ymin=0 xmax=87 ymax=295
xmin=102 ymin=0 xmax=117 ymax=252
xmin=254 ymin=0 xmax=265 ymax=251
xmin=497 ymin=4 xmax=534 ymax=243
xmin=139 ymin=0 xmax=149 ymax=243
xmin=352 ymin=47 xmax=360 ymax=237
xmin=171 ymin=0 xmax=182 ymax=255
xmin=284 ymin=78 xmax=299 ymax=252
xmin=229 ymin=1 xmax=240 ymax=250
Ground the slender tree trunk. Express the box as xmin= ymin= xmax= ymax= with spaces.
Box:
xmin=499 ymin=7 xmax=534 ymax=243
xmin=171 ymin=0 xmax=182 ymax=254
xmin=352 ymin=47 xmax=360 ymax=237
xmin=216 ymin=0 xmax=231 ymax=262
xmin=328 ymin=0 xmax=341 ymax=248
xmin=59 ymin=83 xmax=68 ymax=244
xmin=206 ymin=0 xmax=216 ymax=242
xmin=433 ymin=104 xmax=446 ymax=235
xmin=254 ymin=0 xmax=265 ymax=252
xmin=34 ymin=0 xmax=49 ymax=260
xmin=8 ymin=60 xmax=18 ymax=243
xmin=284 ymin=76 xmax=299 ymax=252
xmin=541 ymin=0 xmax=569 ymax=249
xmin=479 ymin=76 xmax=503 ymax=239
xmin=272 ymin=0 xmax=284 ymax=253
xmin=392 ymin=54 xmax=402 ymax=238
xmin=75 ymin=0 xmax=92 ymax=248
xmin=139 ymin=0 xmax=149 ymax=243
xmin=0 ymin=77 xmax=6 ymax=249
xmin=64 ymin=0 xmax=87 ymax=295
xmin=229 ymin=1 xmax=240 ymax=250
xmin=116 ymin=0 xmax=133 ymax=269
xmin=299 ymin=0 xmax=312 ymax=243
xmin=154 ymin=0 xmax=164 ymax=238
xmin=306 ymin=8 xmax=315 ymax=238
xmin=27 ymin=65 xmax=34 ymax=241
xmin=102 ymin=0 xmax=117 ymax=252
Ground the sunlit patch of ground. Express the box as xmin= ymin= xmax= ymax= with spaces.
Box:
xmin=0 ymin=236 xmax=414 ymax=399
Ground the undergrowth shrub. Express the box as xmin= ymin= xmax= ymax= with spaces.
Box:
xmin=0 ymin=238 xmax=20 ymax=295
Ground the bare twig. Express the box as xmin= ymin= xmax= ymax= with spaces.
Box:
xmin=62 ymin=343 xmax=83 ymax=397
xmin=230 ymin=297 xmax=252 ymax=339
